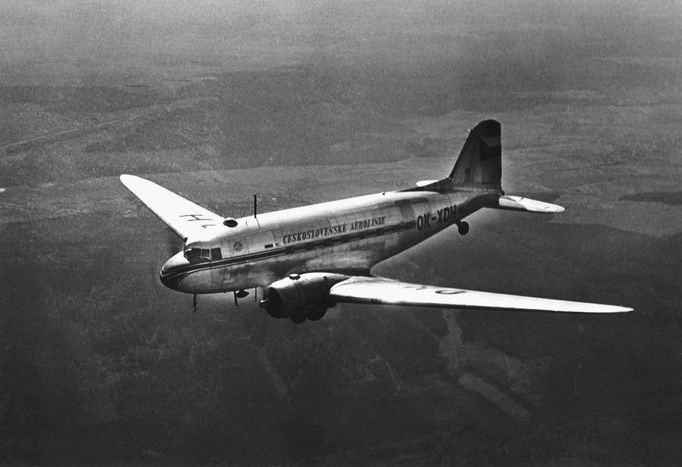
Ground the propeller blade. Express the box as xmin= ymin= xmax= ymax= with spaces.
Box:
xmin=165 ymin=227 xmax=183 ymax=257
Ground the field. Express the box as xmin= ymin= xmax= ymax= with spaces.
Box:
xmin=1 ymin=1 xmax=681 ymax=465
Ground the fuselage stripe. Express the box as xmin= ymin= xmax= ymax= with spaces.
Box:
xmin=161 ymin=220 xmax=417 ymax=278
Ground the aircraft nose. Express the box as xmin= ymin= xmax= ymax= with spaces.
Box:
xmin=160 ymin=252 xmax=189 ymax=290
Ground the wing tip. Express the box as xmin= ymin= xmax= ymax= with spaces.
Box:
xmin=563 ymin=304 xmax=633 ymax=313
xmin=119 ymin=174 xmax=137 ymax=187
xmin=120 ymin=174 xmax=153 ymax=192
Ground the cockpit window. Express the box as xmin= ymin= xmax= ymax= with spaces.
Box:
xmin=184 ymin=246 xmax=223 ymax=262
xmin=184 ymin=247 xmax=212 ymax=262
xmin=184 ymin=248 xmax=200 ymax=260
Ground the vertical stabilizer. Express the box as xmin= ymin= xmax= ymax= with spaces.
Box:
xmin=449 ymin=119 xmax=501 ymax=191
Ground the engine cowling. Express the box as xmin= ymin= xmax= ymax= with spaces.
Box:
xmin=259 ymin=273 xmax=349 ymax=323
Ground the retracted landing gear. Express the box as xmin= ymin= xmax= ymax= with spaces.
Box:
xmin=456 ymin=221 xmax=470 ymax=236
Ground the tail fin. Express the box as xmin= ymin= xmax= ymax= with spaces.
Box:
xmin=405 ymin=120 xmax=564 ymax=213
xmin=449 ymin=119 xmax=501 ymax=191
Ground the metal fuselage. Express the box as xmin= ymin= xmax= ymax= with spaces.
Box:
xmin=160 ymin=188 xmax=491 ymax=294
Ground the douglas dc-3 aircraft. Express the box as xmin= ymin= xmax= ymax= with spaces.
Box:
xmin=121 ymin=120 xmax=632 ymax=322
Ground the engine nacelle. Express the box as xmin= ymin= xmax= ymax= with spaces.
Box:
xmin=260 ymin=273 xmax=349 ymax=323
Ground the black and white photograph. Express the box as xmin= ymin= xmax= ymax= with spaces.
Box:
xmin=1 ymin=1 xmax=680 ymax=465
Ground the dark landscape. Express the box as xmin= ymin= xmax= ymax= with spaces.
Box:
xmin=1 ymin=1 xmax=681 ymax=465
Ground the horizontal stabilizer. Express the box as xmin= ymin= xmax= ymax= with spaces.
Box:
xmin=494 ymin=195 xmax=564 ymax=213
xmin=120 ymin=174 xmax=225 ymax=241
xmin=330 ymin=277 xmax=632 ymax=313
xmin=416 ymin=179 xmax=439 ymax=187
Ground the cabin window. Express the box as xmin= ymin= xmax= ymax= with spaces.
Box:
xmin=211 ymin=248 xmax=222 ymax=260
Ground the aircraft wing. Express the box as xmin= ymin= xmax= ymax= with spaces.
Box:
xmin=120 ymin=174 xmax=224 ymax=241
xmin=329 ymin=277 xmax=632 ymax=313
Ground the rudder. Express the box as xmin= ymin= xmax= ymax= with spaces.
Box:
xmin=449 ymin=119 xmax=501 ymax=191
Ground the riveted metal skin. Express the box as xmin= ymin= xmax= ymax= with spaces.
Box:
xmin=159 ymin=187 xmax=492 ymax=294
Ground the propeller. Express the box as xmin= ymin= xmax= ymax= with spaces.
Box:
xmin=165 ymin=227 xmax=184 ymax=258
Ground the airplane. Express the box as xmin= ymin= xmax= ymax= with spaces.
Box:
xmin=121 ymin=119 xmax=632 ymax=323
